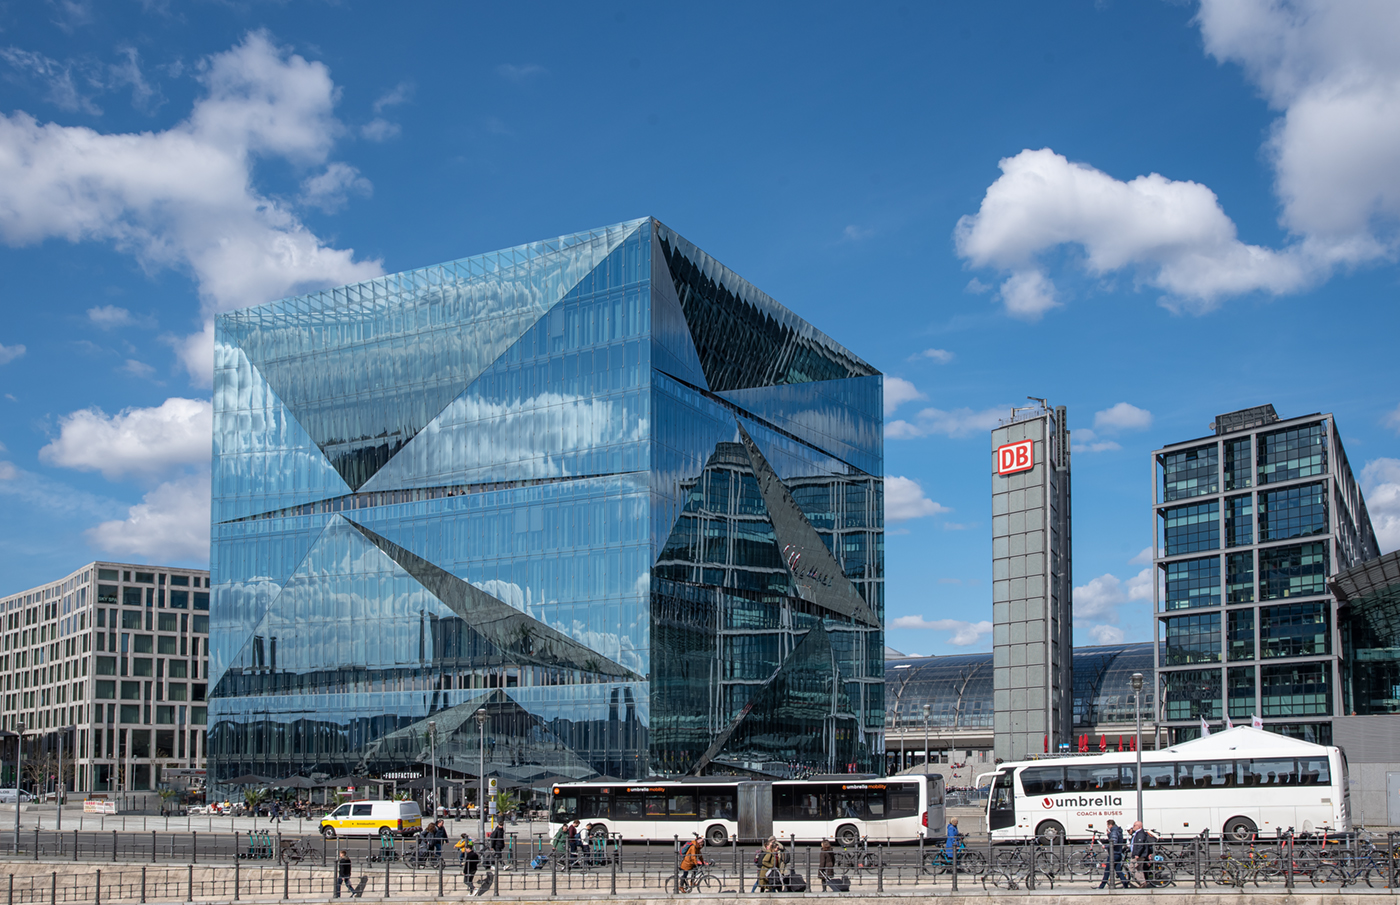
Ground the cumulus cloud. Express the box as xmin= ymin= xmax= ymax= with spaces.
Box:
xmin=496 ymin=63 xmax=545 ymax=82
xmin=40 ymin=397 xmax=212 ymax=480
xmin=120 ymin=359 xmax=156 ymax=379
xmin=86 ymin=471 xmax=210 ymax=562
xmin=1074 ymin=565 xmax=1153 ymax=646
xmin=1385 ymin=404 xmax=1400 ymax=433
xmin=909 ymin=348 xmax=954 ymax=364
xmin=884 ymin=376 xmax=925 ymax=416
xmin=0 ymin=343 xmax=24 ymax=365
xmin=885 ymin=476 xmax=950 ymax=522
xmin=1094 ymin=402 xmax=1153 ymax=432
xmin=1088 ymin=625 xmax=1126 ymax=645
xmin=1070 ymin=428 xmax=1121 ymax=454
xmin=360 ymin=118 xmax=400 ymax=142
xmin=87 ymin=304 xmax=133 ymax=328
xmin=957 ymin=3 xmax=1400 ymax=317
xmin=299 ymin=162 xmax=372 ymax=213
xmin=886 ymin=405 xmax=1006 ymax=439
xmin=1362 ymin=458 xmax=1400 ymax=553
xmin=890 ymin=616 xmax=993 ymax=647
xmin=0 ymin=31 xmax=384 ymax=386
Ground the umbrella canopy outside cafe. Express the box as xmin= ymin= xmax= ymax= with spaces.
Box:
xmin=228 ymin=774 xmax=272 ymax=785
xmin=271 ymin=776 xmax=317 ymax=789
xmin=396 ymin=776 xmax=464 ymax=790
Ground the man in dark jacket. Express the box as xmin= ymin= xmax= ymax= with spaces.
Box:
xmin=489 ymin=822 xmax=506 ymax=866
xmin=335 ymin=850 xmax=355 ymax=898
xmin=1128 ymin=821 xmax=1154 ymax=887
xmin=818 ymin=841 xmax=836 ymax=891
xmin=1097 ymin=820 xmax=1128 ymax=888
xmin=463 ymin=842 xmax=481 ymax=882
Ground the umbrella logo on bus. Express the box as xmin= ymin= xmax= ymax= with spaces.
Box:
xmin=1042 ymin=797 xmax=1054 ymax=809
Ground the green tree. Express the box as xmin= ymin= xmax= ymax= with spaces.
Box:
xmin=157 ymin=787 xmax=180 ymax=816
xmin=243 ymin=787 xmax=267 ymax=823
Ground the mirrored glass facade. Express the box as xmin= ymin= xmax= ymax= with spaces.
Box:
xmin=210 ymin=218 xmax=884 ymax=788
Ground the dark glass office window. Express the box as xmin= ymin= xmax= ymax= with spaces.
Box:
xmin=1261 ymin=662 xmax=1331 ymax=716
xmin=1260 ymin=602 xmax=1329 ymax=658
xmin=1162 ymin=612 xmax=1221 ymax=665
xmin=1227 ymin=609 xmax=1254 ymax=661
xmin=97 ymin=585 xmax=118 ymax=605
xmin=1228 ymin=666 xmax=1255 ymax=719
xmin=169 ymin=591 xmax=188 ymax=609
xmin=122 ymin=588 xmax=141 ymax=607
xmin=1164 ymin=557 xmax=1220 ymax=610
xmin=1163 ymin=501 xmax=1219 ymax=555
xmin=1224 ymin=437 xmax=1252 ymax=490
xmin=1258 ymin=422 xmax=1326 ymax=484
xmin=1160 ymin=444 xmax=1218 ymax=502
xmin=1260 ymin=542 xmax=1329 ymax=600
xmin=1225 ymin=495 xmax=1253 ymax=547
xmin=1226 ymin=553 xmax=1254 ymax=604
xmin=1259 ymin=483 xmax=1327 ymax=541
xmin=1161 ymin=668 xmax=1221 ymax=720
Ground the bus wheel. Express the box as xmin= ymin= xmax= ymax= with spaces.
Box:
xmin=836 ymin=824 xmax=861 ymax=847
xmin=705 ymin=824 xmax=729 ymax=847
xmin=1034 ymin=820 xmax=1065 ymax=844
xmin=1224 ymin=816 xmax=1256 ymax=842
xmin=321 ymin=826 xmax=336 ymax=839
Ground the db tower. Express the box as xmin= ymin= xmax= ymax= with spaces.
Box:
xmin=990 ymin=400 xmax=1073 ymax=761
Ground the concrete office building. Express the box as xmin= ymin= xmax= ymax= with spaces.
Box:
xmin=0 ymin=561 xmax=211 ymax=794
xmin=990 ymin=401 xmax=1073 ymax=761
xmin=209 ymin=218 xmax=885 ymax=787
xmin=1152 ymin=405 xmax=1378 ymax=745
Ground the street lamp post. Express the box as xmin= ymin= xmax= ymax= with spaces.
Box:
xmin=1131 ymin=673 xmax=1145 ymax=825
xmin=474 ymin=708 xmax=487 ymax=842
xmin=922 ymin=704 xmax=930 ymax=770
xmin=12 ymin=722 xmax=24 ymax=854
xmin=428 ymin=720 xmax=437 ymax=820
xmin=56 ymin=728 xmax=63 ymax=832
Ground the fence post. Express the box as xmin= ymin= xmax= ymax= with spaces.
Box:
xmin=49 ymin=871 xmax=55 ymax=905
xmin=610 ymin=839 xmax=617 ymax=895
xmin=33 ymin=827 xmax=38 ymax=860
xmin=877 ymin=844 xmax=884 ymax=893
xmin=73 ymin=829 xmax=78 ymax=862
xmin=283 ymin=860 xmax=289 ymax=900
xmin=437 ymin=860 xmax=443 ymax=898
xmin=950 ymin=834 xmax=958 ymax=892
xmin=1027 ymin=835 xmax=1036 ymax=890
xmin=805 ymin=844 xmax=811 ymax=890
xmin=234 ymin=856 xmax=240 ymax=900
xmin=112 ymin=830 xmax=117 ymax=863
xmin=188 ymin=863 xmax=193 ymax=902
xmin=151 ymin=830 xmax=157 ymax=863
xmin=192 ymin=831 xmax=197 ymax=865
xmin=551 ymin=841 xmax=558 ymax=896
xmin=384 ymin=857 xmax=390 ymax=899
xmin=140 ymin=866 xmax=147 ymax=904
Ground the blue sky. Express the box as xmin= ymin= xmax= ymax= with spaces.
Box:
xmin=0 ymin=1 xmax=1397 ymax=656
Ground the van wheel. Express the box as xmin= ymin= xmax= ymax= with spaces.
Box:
xmin=379 ymin=826 xmax=394 ymax=839
xmin=836 ymin=824 xmax=860 ymax=847
xmin=1035 ymin=820 xmax=1065 ymax=844
xmin=321 ymin=826 xmax=336 ymax=839
xmin=705 ymin=824 xmax=729 ymax=847
xmin=1224 ymin=816 xmax=1256 ymax=842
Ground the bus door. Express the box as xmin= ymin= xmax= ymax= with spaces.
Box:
xmin=923 ymin=776 xmax=945 ymax=838
xmin=988 ymin=771 xmax=1015 ymax=831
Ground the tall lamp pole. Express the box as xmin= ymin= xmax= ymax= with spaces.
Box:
xmin=1131 ymin=673 xmax=1144 ymax=825
xmin=922 ymin=704 xmax=930 ymax=770
xmin=12 ymin=723 xmax=25 ymax=854
xmin=474 ymin=708 xmax=487 ymax=842
xmin=56 ymin=728 xmax=63 ymax=832
xmin=428 ymin=720 xmax=437 ymax=820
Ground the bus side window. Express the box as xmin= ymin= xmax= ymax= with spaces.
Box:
xmin=1020 ymin=766 xmax=1064 ymax=795
xmin=644 ymin=794 xmax=666 ymax=817
xmin=615 ymin=795 xmax=643 ymax=820
xmin=887 ymin=784 xmax=918 ymax=818
xmin=1250 ymin=758 xmax=1297 ymax=786
xmin=1140 ymin=762 xmax=1175 ymax=789
xmin=796 ymin=792 xmax=823 ymax=820
xmin=836 ymin=791 xmax=864 ymax=819
xmin=1297 ymin=757 xmax=1329 ymax=786
xmin=700 ymin=793 xmax=735 ymax=820
xmin=552 ymin=795 xmax=578 ymax=821
xmin=774 ymin=787 xmax=796 ymax=820
xmin=866 ymin=788 xmax=886 ymax=819
xmin=1064 ymin=766 xmax=1093 ymax=792
xmin=579 ymin=793 xmax=608 ymax=819
xmin=668 ymin=794 xmax=696 ymax=817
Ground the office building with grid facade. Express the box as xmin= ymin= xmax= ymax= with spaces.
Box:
xmin=0 ymin=561 xmax=210 ymax=794
xmin=1152 ymin=405 xmax=1378 ymax=745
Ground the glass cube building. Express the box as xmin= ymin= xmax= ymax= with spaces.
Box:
xmin=209 ymin=218 xmax=885 ymax=787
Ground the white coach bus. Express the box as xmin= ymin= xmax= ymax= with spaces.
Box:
xmin=551 ymin=774 xmax=944 ymax=845
xmin=980 ymin=726 xmax=1348 ymax=843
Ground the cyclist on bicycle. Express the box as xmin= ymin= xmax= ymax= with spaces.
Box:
xmin=679 ymin=837 xmax=704 ymax=890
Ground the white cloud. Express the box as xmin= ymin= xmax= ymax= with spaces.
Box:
xmin=886 ymin=405 xmax=1006 ymax=439
xmin=956 ymin=149 xmax=1309 ymax=317
xmin=1088 ymin=624 xmax=1125 ymax=645
xmin=884 ymin=476 xmax=950 ymax=522
xmin=909 ymin=348 xmax=954 ymax=364
xmin=1070 ymin=428 xmax=1121 ymax=454
xmin=168 ymin=320 xmax=215 ymax=389
xmin=299 ymin=162 xmax=372 ymax=213
xmin=890 ymin=616 xmax=993 ymax=647
xmin=86 ymin=472 xmax=210 ymax=563
xmin=1385 ymin=404 xmax=1400 ymax=433
xmin=883 ymin=376 xmax=925 ymax=416
xmin=1073 ymin=567 xmax=1153 ymax=622
xmin=496 ymin=63 xmax=546 ymax=82
xmin=1362 ymin=457 xmax=1400 ymax=553
xmin=40 ymin=397 xmax=212 ymax=480
xmin=1094 ymin=402 xmax=1153 ymax=432
xmin=120 ymin=359 xmax=155 ymax=379
xmin=0 ymin=31 xmax=384 ymax=386
xmin=0 ymin=46 xmax=101 ymax=115
xmin=0 ymin=343 xmax=24 ymax=365
xmin=87 ymin=304 xmax=133 ymax=328
xmin=360 ymin=118 xmax=400 ymax=142
xmin=842 ymin=224 xmax=873 ymax=241
xmin=1130 ymin=546 xmax=1154 ymax=566
xmin=371 ymin=81 xmax=413 ymax=114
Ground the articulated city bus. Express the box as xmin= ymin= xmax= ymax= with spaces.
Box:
xmin=551 ymin=774 xmax=944 ymax=845
xmin=979 ymin=726 xmax=1348 ymax=843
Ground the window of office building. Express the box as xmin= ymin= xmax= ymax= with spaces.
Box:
xmin=1260 ymin=602 xmax=1330 ymax=658
xmin=1160 ymin=444 xmax=1218 ymax=502
xmin=1260 ymin=542 xmax=1329 ymax=600
xmin=1259 ymin=483 xmax=1328 ymax=542
xmin=1162 ymin=612 xmax=1221 ymax=665
xmin=1227 ymin=609 xmax=1254 ymax=661
xmin=1225 ymin=495 xmax=1253 ymax=547
xmin=1258 ymin=422 xmax=1327 ymax=485
xmin=1227 ymin=552 xmax=1254 ymax=604
xmin=1261 ymin=662 xmax=1331 ymax=716
xmin=1161 ymin=668 xmax=1221 ymax=721
xmin=1228 ymin=666 xmax=1256 ymax=719
xmin=1163 ymin=501 xmax=1220 ymax=555
xmin=1164 ymin=556 xmax=1220 ymax=610
xmin=1224 ymin=437 xmax=1252 ymax=491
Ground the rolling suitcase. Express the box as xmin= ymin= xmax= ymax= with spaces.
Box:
xmin=828 ymin=875 xmax=850 ymax=893
xmin=785 ymin=871 xmax=807 ymax=892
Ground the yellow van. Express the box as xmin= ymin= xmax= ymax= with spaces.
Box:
xmin=320 ymin=800 xmax=423 ymax=838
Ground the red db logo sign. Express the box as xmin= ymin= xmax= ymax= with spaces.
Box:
xmin=997 ymin=439 xmax=1035 ymax=475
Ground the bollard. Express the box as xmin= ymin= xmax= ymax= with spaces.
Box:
xmin=5 ymin=874 xmax=9 ymax=905
xmin=283 ymin=860 xmax=289 ymax=900
xmin=438 ymin=860 xmax=444 ymax=898
xmin=384 ymin=857 xmax=390 ymax=898
xmin=188 ymin=863 xmax=193 ymax=901
xmin=152 ymin=829 xmax=157 ymax=863
xmin=49 ymin=871 xmax=55 ymax=905
xmin=234 ymin=856 xmax=240 ymax=900
xmin=192 ymin=831 xmax=197 ymax=865
xmin=611 ymin=838 xmax=617 ymax=895
xmin=112 ymin=830 xmax=118 ymax=863
xmin=1285 ymin=830 xmax=1293 ymax=889
xmin=739 ymin=845 xmax=745 ymax=893
xmin=73 ymin=829 xmax=78 ymax=862
xmin=1027 ymin=835 xmax=1036 ymax=891
xmin=33 ymin=827 xmax=38 ymax=860
xmin=140 ymin=866 xmax=147 ymax=903
xmin=806 ymin=844 xmax=812 ymax=889
xmin=877 ymin=845 xmax=884 ymax=893
xmin=551 ymin=841 xmax=558 ymax=896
